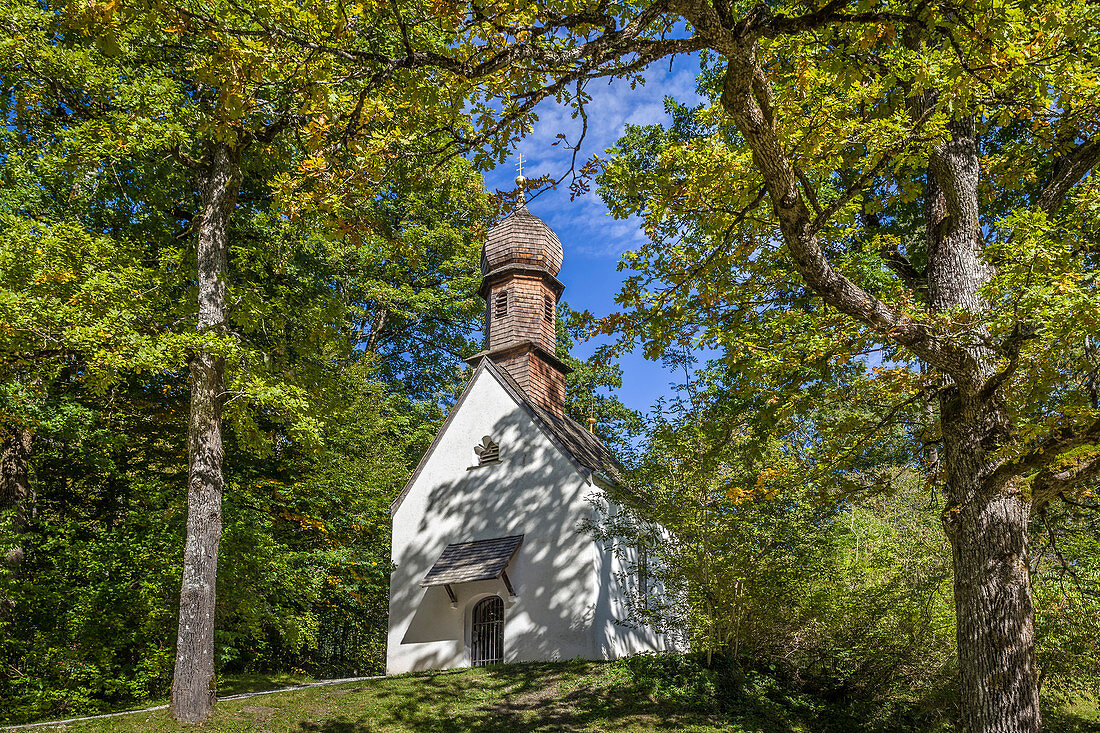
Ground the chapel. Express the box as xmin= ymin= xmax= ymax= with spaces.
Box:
xmin=386 ymin=180 xmax=676 ymax=673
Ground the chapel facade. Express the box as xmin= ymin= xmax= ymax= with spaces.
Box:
xmin=386 ymin=188 xmax=676 ymax=673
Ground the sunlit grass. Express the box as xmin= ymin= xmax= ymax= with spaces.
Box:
xmin=27 ymin=661 xmax=1100 ymax=733
xmin=33 ymin=661 xmax=798 ymax=733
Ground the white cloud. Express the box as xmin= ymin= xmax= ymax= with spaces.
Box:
xmin=484 ymin=55 xmax=704 ymax=261
xmin=474 ymin=55 xmax=707 ymax=411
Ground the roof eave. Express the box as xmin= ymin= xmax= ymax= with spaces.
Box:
xmin=478 ymin=359 xmax=596 ymax=484
xmin=477 ymin=266 xmax=565 ymax=298
xmin=464 ymin=341 xmax=573 ymax=375
xmin=592 ymin=470 xmax=621 ymax=491
xmin=389 ymin=360 xmax=489 ymax=516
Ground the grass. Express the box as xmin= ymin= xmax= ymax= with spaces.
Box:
xmin=32 ymin=662 xmax=740 ymax=733
xmin=22 ymin=661 xmax=1100 ymax=733
xmin=219 ymin=673 xmax=324 ymax=698
xmin=1046 ymin=695 xmax=1100 ymax=733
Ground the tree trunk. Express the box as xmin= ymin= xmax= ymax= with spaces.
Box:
xmin=0 ymin=425 xmax=32 ymax=513
xmin=927 ymin=120 xmax=1041 ymax=733
xmin=170 ymin=143 xmax=241 ymax=725
xmin=940 ymin=403 xmax=1039 ymax=733
xmin=1 ymin=425 xmax=32 ymax=570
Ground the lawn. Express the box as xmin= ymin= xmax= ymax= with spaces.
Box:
xmin=22 ymin=661 xmax=1100 ymax=733
xmin=30 ymin=662 xmax=742 ymax=733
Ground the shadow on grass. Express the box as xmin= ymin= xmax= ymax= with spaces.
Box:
xmin=219 ymin=672 xmax=317 ymax=697
xmin=280 ymin=659 xmax=1100 ymax=733
xmin=1045 ymin=707 xmax=1100 ymax=733
xmin=290 ymin=661 xmax=809 ymax=733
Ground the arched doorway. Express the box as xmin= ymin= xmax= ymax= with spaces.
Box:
xmin=470 ymin=595 xmax=504 ymax=666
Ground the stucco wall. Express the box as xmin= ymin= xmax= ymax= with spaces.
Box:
xmin=388 ymin=367 xmax=601 ymax=674
xmin=592 ymin=503 xmax=681 ymax=659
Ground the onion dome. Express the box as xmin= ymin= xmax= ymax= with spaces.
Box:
xmin=481 ymin=201 xmax=564 ymax=276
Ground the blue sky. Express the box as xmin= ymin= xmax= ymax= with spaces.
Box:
xmin=479 ymin=55 xmax=705 ymax=415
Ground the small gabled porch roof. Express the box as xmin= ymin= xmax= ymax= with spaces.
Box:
xmin=420 ymin=535 xmax=524 ymax=587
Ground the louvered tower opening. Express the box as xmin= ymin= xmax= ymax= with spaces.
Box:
xmin=474 ymin=201 xmax=571 ymax=417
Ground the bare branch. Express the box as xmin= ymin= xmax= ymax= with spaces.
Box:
xmin=991 ymin=418 xmax=1100 ymax=491
xmin=390 ymin=0 xmax=414 ymax=59
xmin=883 ymin=247 xmax=925 ymax=291
xmin=979 ymin=321 xmax=1039 ymax=401
xmin=170 ymin=145 xmax=204 ymax=170
xmin=762 ymin=5 xmax=924 ymax=37
xmin=794 ymin=165 xmax=821 ymax=216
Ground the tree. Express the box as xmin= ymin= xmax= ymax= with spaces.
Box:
xmin=593 ymin=344 xmax=962 ymax=724
xmin=2 ymin=0 xmax=494 ymax=721
xmin=276 ymin=0 xmax=1082 ymax=726
xmin=8 ymin=0 xmax=1097 ymax=727
xmin=0 ymin=120 xmax=484 ymax=718
xmin=568 ymin=5 xmax=1097 ymax=729
xmin=556 ymin=303 xmax=643 ymax=449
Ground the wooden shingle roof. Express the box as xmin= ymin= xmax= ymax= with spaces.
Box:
xmin=481 ymin=203 xmax=564 ymax=276
xmin=485 ymin=360 xmax=624 ymax=485
xmin=420 ymin=535 xmax=524 ymax=587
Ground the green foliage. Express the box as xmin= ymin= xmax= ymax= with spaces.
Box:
xmin=3 ymin=0 xmax=1098 ymax=726
xmin=0 ymin=0 xmax=494 ymax=720
xmin=0 ymin=373 xmax=188 ymax=720
xmin=0 ymin=335 xmax=436 ymax=725
xmin=591 ymin=4 xmax=1100 ymax=717
xmin=587 ymin=345 xmax=950 ymax=723
xmin=1031 ymin=501 xmax=1100 ymax=701
xmin=595 ymin=0 xmax=1100 ymax=493
xmin=593 ymin=339 xmax=1099 ymax=722
xmin=556 ymin=303 xmax=643 ymax=448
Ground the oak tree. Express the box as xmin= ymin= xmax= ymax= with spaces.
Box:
xmin=285 ymin=0 xmax=1099 ymax=729
xmin=590 ymin=4 xmax=1100 ymax=730
xmin=2 ymin=0 xmax=492 ymax=721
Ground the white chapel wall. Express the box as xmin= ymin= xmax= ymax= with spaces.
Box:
xmin=388 ymin=367 xmax=601 ymax=674
xmin=591 ymin=497 xmax=681 ymax=659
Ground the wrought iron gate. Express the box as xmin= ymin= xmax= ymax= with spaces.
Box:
xmin=470 ymin=595 xmax=504 ymax=666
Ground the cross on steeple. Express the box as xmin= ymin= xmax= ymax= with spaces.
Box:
xmin=515 ymin=153 xmax=525 ymax=178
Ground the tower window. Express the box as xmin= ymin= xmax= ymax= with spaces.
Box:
xmin=474 ymin=436 xmax=500 ymax=465
xmin=495 ymin=291 xmax=509 ymax=319
xmin=543 ymin=294 xmax=554 ymax=323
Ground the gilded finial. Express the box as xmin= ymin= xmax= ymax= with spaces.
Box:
xmin=515 ymin=153 xmax=527 ymax=190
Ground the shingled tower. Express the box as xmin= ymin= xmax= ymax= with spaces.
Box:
xmin=467 ymin=180 xmax=571 ymax=418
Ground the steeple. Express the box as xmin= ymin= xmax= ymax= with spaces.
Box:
xmin=467 ymin=180 xmax=571 ymax=418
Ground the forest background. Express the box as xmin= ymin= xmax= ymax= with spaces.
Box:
xmin=1 ymin=0 xmax=1099 ymax=730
